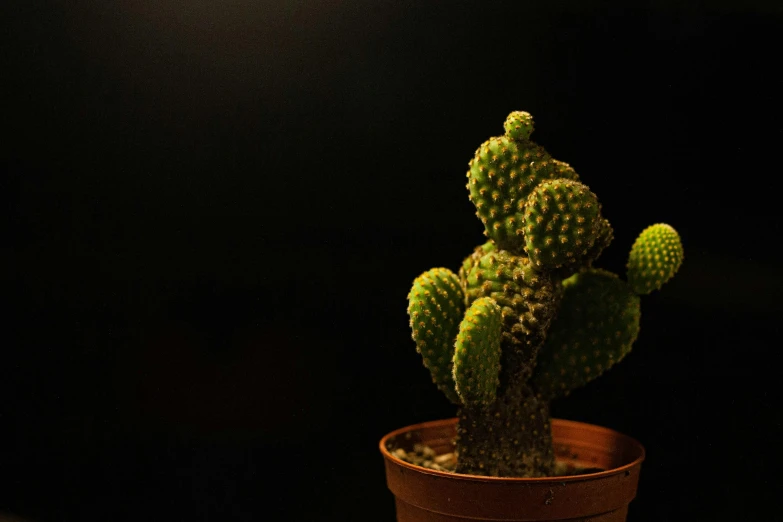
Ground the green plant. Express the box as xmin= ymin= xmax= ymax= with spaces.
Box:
xmin=406 ymin=111 xmax=684 ymax=477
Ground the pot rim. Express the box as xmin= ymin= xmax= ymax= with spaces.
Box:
xmin=379 ymin=417 xmax=645 ymax=483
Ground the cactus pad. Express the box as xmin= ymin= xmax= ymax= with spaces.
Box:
xmin=407 ymin=268 xmax=465 ymax=404
xmin=453 ymin=297 xmax=503 ymax=406
xmin=523 ymin=179 xmax=603 ymax=270
xmin=503 ymin=111 xmax=535 ymax=141
xmin=531 ymin=269 xmax=641 ymax=399
xmin=627 ymin=223 xmax=684 ymax=295
xmin=467 ymin=127 xmax=580 ymax=253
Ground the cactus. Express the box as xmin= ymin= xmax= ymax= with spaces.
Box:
xmin=453 ymin=297 xmax=502 ymax=406
xmin=523 ymin=179 xmax=603 ymax=270
xmin=530 ymin=269 xmax=641 ymax=399
xmin=407 ymin=268 xmax=464 ymax=404
xmin=467 ymin=113 xmax=579 ymax=253
xmin=406 ymin=111 xmax=684 ymax=477
xmin=627 ymin=223 xmax=684 ymax=295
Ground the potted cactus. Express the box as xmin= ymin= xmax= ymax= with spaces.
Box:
xmin=379 ymin=111 xmax=684 ymax=522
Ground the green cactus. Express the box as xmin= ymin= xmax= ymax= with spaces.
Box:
xmin=523 ymin=179 xmax=603 ymax=270
xmin=530 ymin=269 xmax=641 ymax=399
xmin=405 ymin=111 xmax=684 ymax=477
xmin=463 ymin=249 xmax=557 ymax=383
xmin=453 ymin=297 xmax=503 ymax=406
xmin=503 ymin=110 xmax=535 ymax=141
xmin=466 ymin=112 xmax=579 ymax=253
xmin=407 ymin=268 xmax=464 ymax=404
xmin=627 ymin=223 xmax=685 ymax=295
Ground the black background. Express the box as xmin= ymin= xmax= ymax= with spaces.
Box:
xmin=2 ymin=1 xmax=782 ymax=521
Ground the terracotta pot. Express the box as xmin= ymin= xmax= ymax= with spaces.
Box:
xmin=380 ymin=418 xmax=645 ymax=522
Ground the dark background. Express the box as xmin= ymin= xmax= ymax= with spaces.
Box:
xmin=2 ymin=1 xmax=781 ymax=521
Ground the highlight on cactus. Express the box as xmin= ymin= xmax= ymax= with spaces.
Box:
xmin=405 ymin=110 xmax=684 ymax=478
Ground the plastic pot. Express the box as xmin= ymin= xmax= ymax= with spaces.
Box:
xmin=380 ymin=418 xmax=645 ymax=522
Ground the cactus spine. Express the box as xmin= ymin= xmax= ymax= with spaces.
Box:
xmin=406 ymin=111 xmax=684 ymax=477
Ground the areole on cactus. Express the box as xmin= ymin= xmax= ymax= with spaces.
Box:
xmin=406 ymin=111 xmax=684 ymax=478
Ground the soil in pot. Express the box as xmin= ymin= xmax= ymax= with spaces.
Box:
xmin=391 ymin=443 xmax=604 ymax=475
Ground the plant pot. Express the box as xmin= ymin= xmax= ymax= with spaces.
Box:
xmin=380 ymin=418 xmax=645 ymax=522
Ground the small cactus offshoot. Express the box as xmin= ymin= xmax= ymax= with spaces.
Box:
xmin=627 ymin=223 xmax=684 ymax=295
xmin=406 ymin=111 xmax=684 ymax=478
